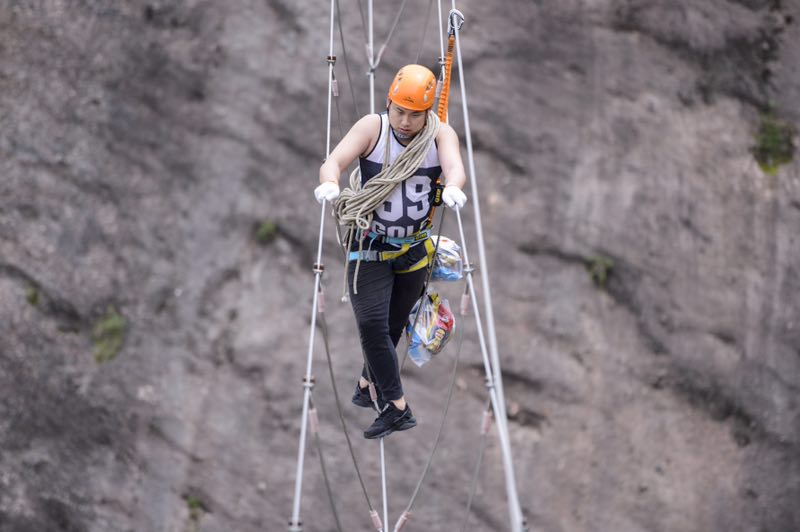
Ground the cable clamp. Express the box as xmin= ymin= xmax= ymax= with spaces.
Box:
xmin=312 ymin=263 xmax=325 ymax=274
xmin=288 ymin=520 xmax=303 ymax=532
xmin=326 ymin=54 xmax=336 ymax=64
xmin=302 ymin=376 xmax=316 ymax=389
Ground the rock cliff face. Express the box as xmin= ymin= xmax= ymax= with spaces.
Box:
xmin=1 ymin=1 xmax=798 ymax=531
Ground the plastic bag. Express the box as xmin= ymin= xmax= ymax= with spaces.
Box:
xmin=406 ymin=289 xmax=456 ymax=367
xmin=430 ymin=236 xmax=463 ymax=282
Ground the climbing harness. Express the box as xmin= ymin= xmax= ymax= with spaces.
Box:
xmin=348 ymin=237 xmax=436 ymax=272
xmin=290 ymin=2 xmax=527 ymax=531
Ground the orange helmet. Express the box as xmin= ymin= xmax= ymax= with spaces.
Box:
xmin=387 ymin=64 xmax=436 ymax=111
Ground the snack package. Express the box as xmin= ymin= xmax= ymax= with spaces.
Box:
xmin=430 ymin=235 xmax=463 ymax=282
xmin=406 ymin=289 xmax=456 ymax=367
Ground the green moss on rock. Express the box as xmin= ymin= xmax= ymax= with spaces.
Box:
xmin=255 ymin=220 xmax=278 ymax=245
xmin=752 ymin=112 xmax=795 ymax=176
xmin=92 ymin=307 xmax=126 ymax=363
xmin=184 ymin=493 xmax=207 ymax=526
xmin=586 ymin=255 xmax=614 ymax=289
xmin=26 ymin=286 xmax=39 ymax=306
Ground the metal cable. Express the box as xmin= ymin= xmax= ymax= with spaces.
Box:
xmin=414 ymin=0 xmax=436 ymax=65
xmin=309 ymin=397 xmax=345 ymax=532
xmin=451 ymin=10 xmax=525 ymax=528
xmin=437 ymin=0 xmax=445 ymax=61
xmin=318 ymin=297 xmax=377 ymax=515
xmin=368 ymin=0 xmax=374 ymax=111
xmin=393 ymin=309 xmax=465 ymax=531
xmin=399 ymin=206 xmax=446 ymax=372
xmin=335 ymin=0 xmax=360 ymax=118
xmin=356 ymin=0 xmax=369 ymax=50
xmin=288 ymin=1 xmax=341 ymax=528
xmin=460 ymin=399 xmax=493 ymax=532
xmin=371 ymin=0 xmax=410 ymax=71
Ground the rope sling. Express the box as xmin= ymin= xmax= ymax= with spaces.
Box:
xmin=333 ymin=111 xmax=441 ymax=295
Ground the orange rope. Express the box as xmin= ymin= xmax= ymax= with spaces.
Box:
xmin=424 ymin=33 xmax=457 ymax=228
xmin=436 ymin=34 xmax=456 ymax=123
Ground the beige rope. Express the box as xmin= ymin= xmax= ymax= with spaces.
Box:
xmin=335 ymin=111 xmax=441 ymax=298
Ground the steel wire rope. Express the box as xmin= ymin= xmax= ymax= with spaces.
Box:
xmin=450 ymin=10 xmax=526 ymax=529
xmin=397 ymin=0 xmax=459 ymax=373
xmin=460 ymin=399 xmax=494 ymax=532
xmin=414 ymin=0 xmax=436 ymax=65
xmin=386 ymin=6 xmax=486 ymax=529
xmin=437 ymin=0 xmax=446 ymax=62
xmin=335 ymin=0 xmax=360 ymax=118
xmin=356 ymin=0 xmax=369 ymax=48
xmin=308 ymin=395 xmax=345 ymax=532
xmin=288 ymin=0 xmax=346 ymax=529
xmin=398 ymin=206 xmax=447 ymax=373
xmin=317 ymin=295 xmax=386 ymax=528
xmin=370 ymin=0 xmax=410 ymax=72
xmin=333 ymin=2 xmax=430 ymax=529
xmin=392 ymin=303 xmax=465 ymax=531
xmin=388 ymin=7 xmax=488 ymax=529
xmin=349 ymin=1 xmax=428 ymax=528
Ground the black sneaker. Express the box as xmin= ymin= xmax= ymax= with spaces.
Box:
xmin=351 ymin=383 xmax=386 ymax=410
xmin=363 ymin=402 xmax=417 ymax=439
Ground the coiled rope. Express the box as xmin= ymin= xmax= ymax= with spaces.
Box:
xmin=334 ymin=110 xmax=441 ymax=295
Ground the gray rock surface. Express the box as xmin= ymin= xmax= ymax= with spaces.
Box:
xmin=1 ymin=1 xmax=799 ymax=531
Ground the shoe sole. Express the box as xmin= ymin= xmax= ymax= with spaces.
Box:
xmin=363 ymin=416 xmax=417 ymax=440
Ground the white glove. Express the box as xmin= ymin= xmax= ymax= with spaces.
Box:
xmin=314 ymin=181 xmax=340 ymax=204
xmin=442 ymin=185 xmax=467 ymax=209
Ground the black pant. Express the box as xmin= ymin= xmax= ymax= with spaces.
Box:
xmin=347 ymin=244 xmax=429 ymax=401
